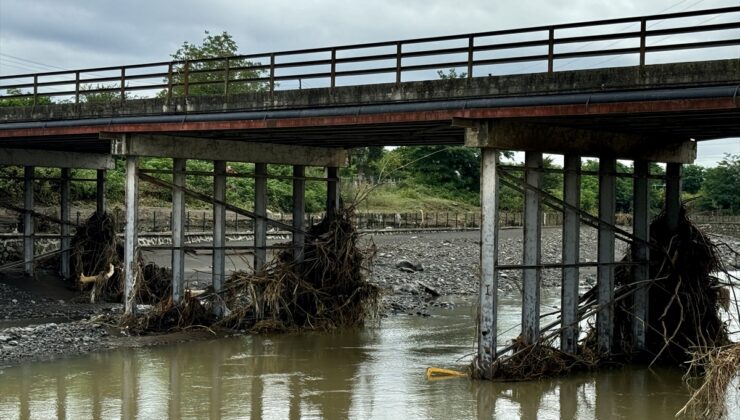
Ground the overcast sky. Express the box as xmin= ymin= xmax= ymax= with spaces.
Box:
xmin=0 ymin=0 xmax=737 ymax=165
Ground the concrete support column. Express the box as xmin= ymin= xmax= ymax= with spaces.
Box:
xmin=632 ymin=160 xmax=650 ymax=351
xmin=96 ymin=169 xmax=106 ymax=215
xmin=522 ymin=152 xmax=543 ymax=344
xmin=23 ymin=166 xmax=34 ymax=276
xmin=292 ymin=165 xmax=306 ymax=264
xmin=326 ymin=166 xmax=339 ymax=218
xmin=60 ymin=168 xmax=71 ymax=279
xmin=212 ymin=160 xmax=227 ymax=315
xmin=597 ymin=157 xmax=616 ymax=354
xmin=476 ymin=149 xmax=499 ymax=378
xmin=561 ymin=155 xmax=581 ymax=353
xmin=254 ymin=163 xmax=268 ymax=272
xmin=171 ymin=158 xmax=186 ymax=304
xmin=665 ymin=162 xmax=682 ymax=231
xmin=123 ymin=156 xmax=139 ymax=316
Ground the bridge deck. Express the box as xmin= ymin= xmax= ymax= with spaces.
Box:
xmin=0 ymin=59 xmax=738 ymax=153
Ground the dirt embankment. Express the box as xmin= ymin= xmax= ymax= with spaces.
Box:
xmin=1 ymin=229 xmax=737 ymax=367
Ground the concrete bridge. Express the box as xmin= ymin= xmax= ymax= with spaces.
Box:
xmin=1 ymin=6 xmax=739 ymax=377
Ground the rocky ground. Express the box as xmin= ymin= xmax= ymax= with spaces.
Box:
xmin=1 ymin=228 xmax=738 ymax=367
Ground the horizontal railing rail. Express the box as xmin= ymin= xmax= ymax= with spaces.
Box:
xmin=0 ymin=6 xmax=738 ymax=105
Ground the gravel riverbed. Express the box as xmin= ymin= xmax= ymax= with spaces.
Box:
xmin=1 ymin=228 xmax=737 ymax=367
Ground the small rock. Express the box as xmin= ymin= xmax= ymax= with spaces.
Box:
xmin=395 ymin=259 xmax=423 ymax=272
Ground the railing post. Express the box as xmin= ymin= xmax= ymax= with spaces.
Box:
xmin=547 ymin=27 xmax=555 ymax=73
xmin=639 ymin=18 xmax=647 ymax=66
xmin=183 ymin=61 xmax=190 ymax=97
xmin=330 ymin=48 xmax=337 ymax=89
xmin=224 ymin=58 xmax=230 ymax=96
xmin=395 ymin=42 xmax=402 ymax=86
xmin=32 ymin=75 xmax=38 ymax=106
xmin=269 ymin=53 xmax=276 ymax=94
xmin=120 ymin=67 xmax=126 ymax=102
xmin=74 ymin=71 xmax=80 ymax=104
xmin=467 ymin=36 xmax=474 ymax=79
xmin=166 ymin=63 xmax=174 ymax=102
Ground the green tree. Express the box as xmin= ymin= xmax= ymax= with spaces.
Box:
xmin=168 ymin=31 xmax=267 ymax=97
xmin=681 ymin=164 xmax=704 ymax=195
xmin=80 ymin=84 xmax=127 ymax=103
xmin=699 ymin=154 xmax=740 ymax=213
xmin=437 ymin=68 xmax=467 ymax=79
xmin=0 ymin=88 xmax=52 ymax=107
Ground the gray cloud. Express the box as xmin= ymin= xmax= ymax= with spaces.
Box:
xmin=0 ymin=0 xmax=737 ymax=163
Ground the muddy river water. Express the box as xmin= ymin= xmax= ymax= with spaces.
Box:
xmin=0 ymin=290 xmax=737 ymax=419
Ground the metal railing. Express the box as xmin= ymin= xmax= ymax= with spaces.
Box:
xmin=0 ymin=7 xmax=738 ymax=105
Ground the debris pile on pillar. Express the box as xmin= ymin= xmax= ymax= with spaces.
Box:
xmin=70 ymin=211 xmax=172 ymax=304
xmin=472 ymin=206 xmax=733 ymax=380
xmin=134 ymin=206 xmax=380 ymax=333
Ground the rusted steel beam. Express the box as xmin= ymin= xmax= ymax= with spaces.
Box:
xmin=0 ymin=97 xmax=736 ymax=140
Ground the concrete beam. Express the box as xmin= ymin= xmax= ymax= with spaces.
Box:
xmin=476 ymin=149 xmax=499 ymax=379
xmin=0 ymin=149 xmax=114 ymax=170
xmin=23 ymin=166 xmax=34 ymax=276
xmin=522 ymin=152 xmax=542 ymax=345
xmin=106 ymin=133 xmax=348 ymax=167
xmin=123 ymin=156 xmax=139 ymax=316
xmin=463 ymin=120 xmax=696 ymax=164
xmin=171 ymin=158 xmax=186 ymax=304
xmin=254 ymin=163 xmax=267 ymax=271
xmin=60 ymin=168 xmax=71 ymax=279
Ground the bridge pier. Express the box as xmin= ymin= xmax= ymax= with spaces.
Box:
xmin=60 ymin=168 xmax=71 ymax=279
xmin=254 ymin=163 xmax=268 ymax=272
xmin=96 ymin=169 xmax=106 ymax=215
xmin=561 ymin=155 xmax=581 ymax=354
xmin=475 ymin=149 xmax=499 ymax=379
xmin=465 ymin=119 xmax=696 ymax=375
xmin=23 ymin=166 xmax=34 ymax=276
xmin=107 ymin=133 xmax=347 ymax=316
xmin=631 ymin=160 xmax=650 ymax=352
xmin=212 ymin=160 xmax=227 ymax=316
xmin=597 ymin=158 xmax=617 ymax=354
xmin=0 ymin=150 xmax=114 ymax=279
xmin=171 ymin=158 xmax=186 ymax=304
xmin=522 ymin=152 xmax=543 ymax=344
xmin=327 ymin=166 xmax=339 ymax=218
xmin=123 ymin=155 xmax=139 ymax=316
xmin=293 ymin=165 xmax=306 ymax=264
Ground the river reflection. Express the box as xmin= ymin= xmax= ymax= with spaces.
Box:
xmin=0 ymin=297 xmax=715 ymax=419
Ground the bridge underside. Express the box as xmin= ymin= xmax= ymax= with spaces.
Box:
xmin=1 ymin=106 xmax=739 ymax=152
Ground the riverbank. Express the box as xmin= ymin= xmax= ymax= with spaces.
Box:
xmin=1 ymin=228 xmax=738 ymax=367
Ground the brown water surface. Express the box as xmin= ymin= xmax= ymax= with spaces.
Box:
xmin=0 ymin=293 xmax=731 ymax=419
